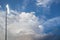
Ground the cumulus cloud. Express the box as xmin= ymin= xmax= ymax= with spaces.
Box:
xmin=0 ymin=10 xmax=46 ymax=40
xmin=0 ymin=11 xmax=60 ymax=40
xmin=0 ymin=11 xmax=5 ymax=40
xmin=7 ymin=12 xmax=44 ymax=35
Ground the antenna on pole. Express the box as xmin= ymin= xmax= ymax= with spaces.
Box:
xmin=5 ymin=4 xmax=9 ymax=40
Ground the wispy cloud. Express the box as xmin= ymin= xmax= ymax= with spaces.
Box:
xmin=36 ymin=0 xmax=52 ymax=7
xmin=43 ymin=17 xmax=60 ymax=34
xmin=36 ymin=0 xmax=60 ymax=7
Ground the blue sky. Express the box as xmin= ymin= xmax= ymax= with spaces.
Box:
xmin=0 ymin=0 xmax=60 ymax=18
xmin=0 ymin=0 xmax=60 ymax=40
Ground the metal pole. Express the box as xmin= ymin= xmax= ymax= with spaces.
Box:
xmin=5 ymin=9 xmax=7 ymax=40
xmin=5 ymin=4 xmax=9 ymax=40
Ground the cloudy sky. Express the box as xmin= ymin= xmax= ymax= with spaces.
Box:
xmin=0 ymin=0 xmax=60 ymax=40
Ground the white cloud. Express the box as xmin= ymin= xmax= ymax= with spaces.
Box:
xmin=36 ymin=0 xmax=60 ymax=7
xmin=0 ymin=9 xmax=46 ymax=37
xmin=0 ymin=10 xmax=46 ymax=40
xmin=43 ymin=17 xmax=60 ymax=27
xmin=36 ymin=0 xmax=52 ymax=7
xmin=7 ymin=12 xmax=44 ymax=35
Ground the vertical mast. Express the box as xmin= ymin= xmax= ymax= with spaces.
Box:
xmin=5 ymin=4 xmax=10 ymax=40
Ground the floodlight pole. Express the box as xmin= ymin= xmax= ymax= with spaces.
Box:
xmin=5 ymin=9 xmax=7 ymax=40
xmin=5 ymin=4 xmax=8 ymax=40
